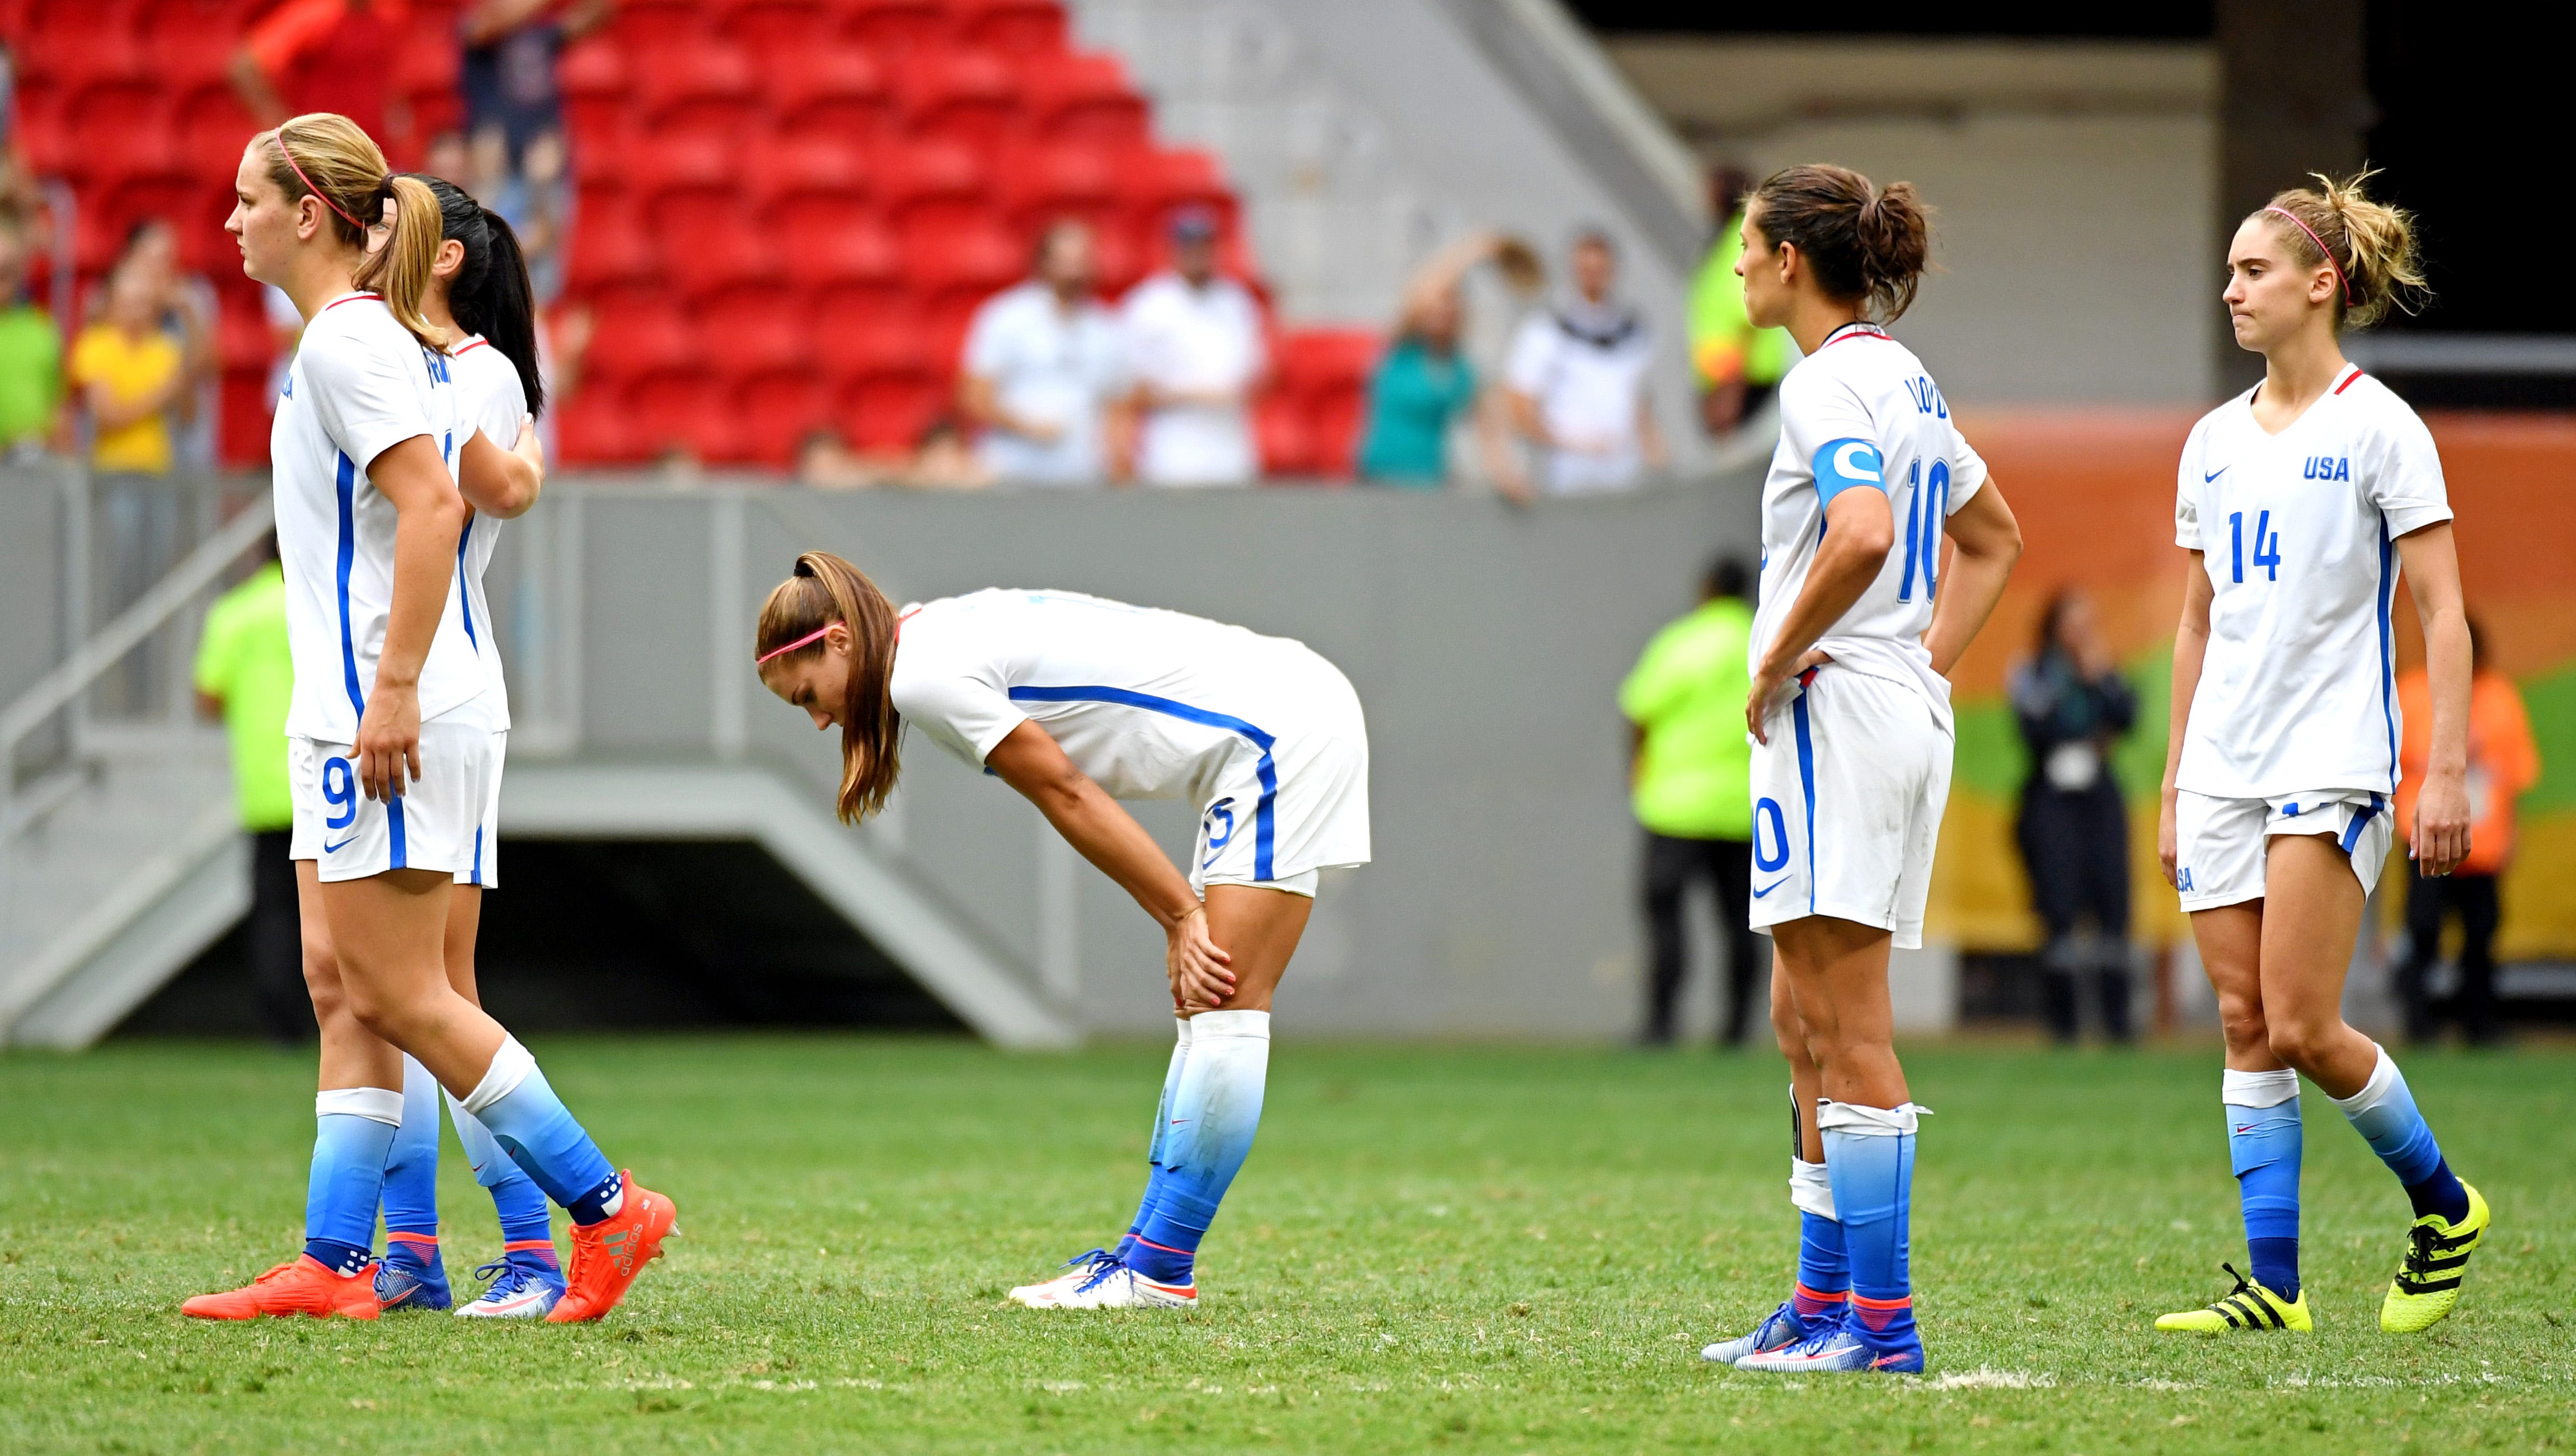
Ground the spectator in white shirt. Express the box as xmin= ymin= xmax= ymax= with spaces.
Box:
xmin=1120 ymin=209 xmax=1266 ymax=488
xmin=1503 ymin=228 xmax=1667 ymax=495
xmin=958 ymin=219 xmax=1129 ymax=485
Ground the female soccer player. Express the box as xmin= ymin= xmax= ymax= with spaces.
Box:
xmin=753 ymin=556 xmax=1369 ymax=1309
xmin=184 ymin=113 xmax=672 ymax=1323
xmin=2153 ymin=173 xmax=2484 ymax=1337
xmin=1696 ymin=165 xmax=2023 ymax=1375
xmin=363 ymin=174 xmax=566 ymax=1318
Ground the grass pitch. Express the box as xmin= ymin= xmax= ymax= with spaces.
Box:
xmin=2 ymin=1036 xmax=2570 ymax=1453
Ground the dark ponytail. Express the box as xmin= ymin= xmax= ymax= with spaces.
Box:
xmin=1750 ymin=164 xmax=1934 ymax=321
xmin=403 ymin=173 xmax=547 ymax=417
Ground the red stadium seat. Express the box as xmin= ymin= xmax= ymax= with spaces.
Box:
xmin=895 ymin=48 xmax=1022 ymax=162
xmin=220 ymin=367 xmax=274 ymax=467
xmin=612 ymin=0 xmax=715 ymax=65
xmin=635 ymin=42 xmax=759 ymax=139
xmin=555 ymin=394 xmax=645 ymax=465
xmin=1254 ymin=395 xmax=1315 ymax=479
xmin=26 ymin=10 xmax=148 ymax=86
xmin=772 ymin=48 xmax=896 ymax=140
xmin=1274 ymin=329 xmax=1382 ymax=399
xmin=624 ymin=371 xmax=744 ymax=460
xmin=776 ymin=203 xmax=899 ymax=290
xmin=581 ymin=309 xmax=696 ymax=385
xmin=838 ymin=371 xmax=944 ymax=451
xmin=8 ymin=76 xmax=71 ymax=179
xmin=138 ymin=0 xmax=246 ymax=87
xmin=175 ymin=83 xmax=259 ymax=186
xmin=653 ymin=193 xmax=786 ymax=301
xmin=634 ymin=130 xmax=735 ymax=203
xmin=811 ymin=303 xmax=932 ymax=382
xmin=950 ymin=0 xmax=1063 ymax=56
xmin=899 ymin=214 xmax=1021 ymax=295
xmin=714 ymin=0 xmax=831 ymax=69
xmin=1118 ymin=147 xmax=1238 ymax=244
xmin=747 ymin=135 xmax=868 ymax=213
xmin=874 ymin=138 xmax=991 ymax=232
xmin=696 ymin=284 xmax=811 ymax=376
xmin=67 ymin=85 xmax=182 ymax=188
xmin=731 ymin=368 xmax=836 ymax=465
xmin=839 ymin=0 xmax=952 ymax=54
xmin=218 ymin=296 xmax=276 ymax=373
xmin=565 ymin=193 xmax=662 ymax=296
xmin=998 ymin=141 xmax=1119 ymax=226
xmin=557 ymin=38 xmax=630 ymax=141
xmin=1021 ymin=51 xmax=1149 ymax=150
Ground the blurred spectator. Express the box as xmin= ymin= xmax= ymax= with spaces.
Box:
xmin=1690 ymin=167 xmax=1791 ymax=437
xmin=958 ymin=220 xmax=1127 ymax=485
xmin=117 ymin=220 xmax=222 ymax=470
xmin=72 ymin=250 xmax=208 ymax=476
xmin=423 ymin=129 xmax=473 ymax=184
xmin=2392 ymin=619 xmax=2541 ymax=1046
xmin=261 ymin=285 xmax=304 ymax=415
xmin=2009 ymin=588 xmax=2138 ymax=1045
xmin=194 ymin=537 xmax=309 ymax=1045
xmin=1355 ymin=230 xmax=1533 ymax=497
xmin=1620 ymin=555 xmax=1762 ymax=1047
xmin=230 ymin=0 xmax=405 ymax=139
xmin=1504 ymin=228 xmax=1665 ymax=495
xmin=1120 ymin=210 xmax=1265 ymax=488
xmin=480 ymin=129 xmax=570 ymax=305
xmin=0 ymin=213 xmax=63 ymax=457
xmin=461 ymin=0 xmax=612 ymax=168
xmin=794 ymin=419 xmax=992 ymax=491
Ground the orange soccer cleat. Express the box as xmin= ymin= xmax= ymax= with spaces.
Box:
xmin=181 ymin=1254 xmax=383 ymax=1321
xmin=545 ymin=1173 xmax=678 ymax=1323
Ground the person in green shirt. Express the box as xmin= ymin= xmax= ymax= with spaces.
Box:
xmin=193 ymin=543 xmax=309 ymax=1044
xmin=0 ymin=214 xmax=64 ymax=456
xmin=1357 ymin=230 xmax=1533 ymax=496
xmin=1620 ymin=555 xmax=1762 ymax=1045
xmin=1688 ymin=168 xmax=1792 ymax=438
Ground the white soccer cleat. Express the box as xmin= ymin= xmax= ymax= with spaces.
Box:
xmin=1009 ymin=1248 xmax=1119 ymax=1308
xmin=1702 ymin=1299 xmax=1835 ymax=1365
xmin=452 ymin=1254 xmax=565 ymax=1319
xmin=1046 ymin=1262 xmax=1196 ymax=1310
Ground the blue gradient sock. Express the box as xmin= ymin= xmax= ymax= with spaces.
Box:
xmin=2331 ymin=1046 xmax=2469 ymax=1224
xmin=1114 ymin=1019 xmax=1193 ymax=1263
xmin=445 ymin=1089 xmax=557 ymax=1257
xmin=2222 ymin=1068 xmax=2302 ymax=1300
xmin=459 ymin=1037 xmax=619 ymax=1224
xmin=306 ymin=1088 xmax=402 ymax=1276
xmin=1819 ymin=1101 xmax=1917 ymax=1347
xmin=379 ymin=1057 xmax=443 ymax=1261
xmin=1790 ymin=1158 xmax=1848 ymax=1319
xmin=1127 ymin=1010 xmax=1268 ymax=1288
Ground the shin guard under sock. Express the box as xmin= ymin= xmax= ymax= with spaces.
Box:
xmin=1819 ymin=1099 xmax=1918 ymax=1346
xmin=2331 ymin=1045 xmax=2469 ymax=1225
xmin=459 ymin=1036 xmax=621 ymax=1225
xmin=1128 ymin=1010 xmax=1269 ymax=1288
xmin=306 ymin=1087 xmax=402 ymax=1276
xmin=1789 ymin=1157 xmax=1848 ymax=1318
xmin=2222 ymin=1068 xmax=2302 ymax=1300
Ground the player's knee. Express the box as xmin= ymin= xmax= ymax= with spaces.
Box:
xmin=2264 ymin=1018 xmax=2333 ymax=1074
xmin=2217 ymin=998 xmax=2267 ymax=1051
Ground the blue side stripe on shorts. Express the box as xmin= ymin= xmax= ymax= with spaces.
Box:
xmin=471 ymin=826 xmax=484 ymax=887
xmin=1006 ymin=684 xmax=1279 ymax=881
xmin=1791 ymin=686 xmax=1818 ymax=917
xmin=2340 ymin=792 xmax=2384 ymax=854
xmin=455 ymin=515 xmax=477 ymax=648
xmin=387 ymin=795 xmax=407 ymax=871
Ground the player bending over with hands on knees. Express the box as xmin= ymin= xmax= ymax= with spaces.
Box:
xmin=185 ymin=113 xmax=674 ymax=1324
xmin=2153 ymin=171 xmax=2485 ymax=1338
xmin=1696 ymin=164 xmax=2021 ymax=1375
xmin=754 ymin=554 xmax=1371 ymax=1309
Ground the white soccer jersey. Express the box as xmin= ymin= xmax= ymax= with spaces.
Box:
xmin=271 ymin=292 xmax=482 ymax=743
xmin=2174 ymin=364 xmax=2452 ymax=800
xmin=889 ymin=589 xmax=1368 ymax=884
xmin=448 ymin=333 xmax=529 ymax=731
xmin=1750 ymin=323 xmax=1988 ymax=717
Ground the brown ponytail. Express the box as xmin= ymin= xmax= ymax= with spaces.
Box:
xmin=755 ymin=551 xmax=903 ymax=823
xmin=2258 ymin=168 xmax=2428 ymax=331
xmin=256 ymin=113 xmax=449 ymax=352
xmin=1750 ymin=164 xmax=1934 ymax=321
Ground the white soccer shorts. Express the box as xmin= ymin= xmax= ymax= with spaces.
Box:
xmin=1189 ymin=680 xmax=1371 ymax=900
xmin=290 ymin=718 xmax=500 ymax=884
xmin=1746 ymin=664 xmax=1952 ymax=949
xmin=2174 ymin=788 xmax=2392 ymax=911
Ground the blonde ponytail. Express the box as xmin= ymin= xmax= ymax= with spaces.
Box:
xmin=754 ymin=552 xmax=904 ymax=823
xmin=355 ymin=174 xmax=452 ymax=352
xmin=2259 ymin=168 xmax=2429 ymax=331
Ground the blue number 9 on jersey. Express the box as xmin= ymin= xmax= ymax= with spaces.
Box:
xmin=323 ymin=756 xmax=358 ymax=830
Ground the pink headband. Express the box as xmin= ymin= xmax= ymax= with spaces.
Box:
xmin=2266 ymin=206 xmax=2352 ymax=306
xmin=278 ymin=138 xmax=365 ymax=232
xmin=756 ymin=625 xmax=833 ymax=666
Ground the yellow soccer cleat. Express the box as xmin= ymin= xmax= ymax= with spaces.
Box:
xmin=2381 ymin=1181 xmax=2488 ymax=1334
xmin=2154 ymin=1263 xmax=2311 ymax=1334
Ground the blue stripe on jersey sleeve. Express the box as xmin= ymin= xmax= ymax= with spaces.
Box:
xmin=1812 ymin=438 xmax=1886 ymax=512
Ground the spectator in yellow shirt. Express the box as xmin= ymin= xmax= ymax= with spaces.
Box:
xmin=71 ymin=252 xmax=204 ymax=475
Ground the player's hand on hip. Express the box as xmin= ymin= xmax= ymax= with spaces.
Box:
xmin=353 ymin=682 xmax=422 ymax=801
xmin=1165 ymin=903 xmax=1235 ymax=1011
xmin=2411 ymin=769 xmax=2472 ymax=877
xmin=1744 ymin=649 xmax=1829 ymax=746
xmin=2156 ymin=790 xmax=2181 ymax=889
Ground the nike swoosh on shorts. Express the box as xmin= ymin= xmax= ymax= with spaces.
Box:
xmin=1752 ymin=878 xmax=1788 ymax=899
xmin=323 ymin=836 xmax=355 ymax=853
